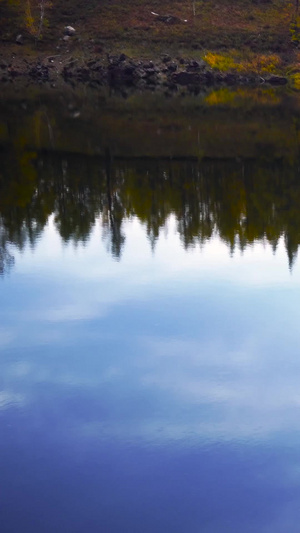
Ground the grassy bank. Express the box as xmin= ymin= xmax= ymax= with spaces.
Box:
xmin=1 ymin=0 xmax=300 ymax=80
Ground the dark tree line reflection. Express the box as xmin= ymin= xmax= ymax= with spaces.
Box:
xmin=1 ymin=145 xmax=300 ymax=272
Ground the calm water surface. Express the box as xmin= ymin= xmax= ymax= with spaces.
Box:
xmin=1 ymin=85 xmax=300 ymax=532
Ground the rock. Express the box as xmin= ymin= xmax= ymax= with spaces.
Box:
xmin=266 ymin=75 xmax=288 ymax=85
xmin=187 ymin=59 xmax=206 ymax=71
xmin=167 ymin=62 xmax=177 ymax=72
xmin=63 ymin=35 xmax=71 ymax=42
xmin=16 ymin=34 xmax=23 ymax=45
xmin=28 ymin=63 xmax=50 ymax=82
xmin=62 ymin=66 xmax=72 ymax=78
xmin=171 ymin=71 xmax=201 ymax=85
xmin=77 ymin=67 xmax=90 ymax=81
xmin=154 ymin=14 xmax=187 ymax=24
xmin=142 ymin=61 xmax=156 ymax=70
xmin=204 ymin=71 xmax=215 ymax=83
xmin=134 ymin=68 xmax=147 ymax=79
xmin=144 ymin=68 xmax=157 ymax=78
xmin=162 ymin=54 xmax=171 ymax=63
xmin=64 ymin=26 xmax=75 ymax=36
xmin=223 ymin=73 xmax=237 ymax=85
xmin=123 ymin=64 xmax=136 ymax=76
xmin=215 ymin=73 xmax=224 ymax=82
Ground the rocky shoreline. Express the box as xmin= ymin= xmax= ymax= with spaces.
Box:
xmin=0 ymin=51 xmax=289 ymax=90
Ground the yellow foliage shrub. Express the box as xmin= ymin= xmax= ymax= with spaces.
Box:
xmin=204 ymin=50 xmax=282 ymax=75
xmin=204 ymin=52 xmax=237 ymax=71
xmin=291 ymin=73 xmax=300 ymax=89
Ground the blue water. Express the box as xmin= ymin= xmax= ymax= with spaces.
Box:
xmin=1 ymin=214 xmax=300 ymax=532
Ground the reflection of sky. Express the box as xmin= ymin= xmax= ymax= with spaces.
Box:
xmin=1 ymin=215 xmax=300 ymax=532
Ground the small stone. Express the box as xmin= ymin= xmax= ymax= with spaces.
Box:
xmin=16 ymin=34 xmax=23 ymax=45
xmin=63 ymin=35 xmax=70 ymax=42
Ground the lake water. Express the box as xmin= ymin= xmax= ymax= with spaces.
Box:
xmin=1 ymin=84 xmax=300 ymax=532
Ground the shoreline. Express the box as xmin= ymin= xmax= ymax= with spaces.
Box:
xmin=0 ymin=51 xmax=289 ymax=90
xmin=0 ymin=43 xmax=291 ymax=92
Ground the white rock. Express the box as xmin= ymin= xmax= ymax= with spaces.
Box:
xmin=64 ymin=26 xmax=75 ymax=36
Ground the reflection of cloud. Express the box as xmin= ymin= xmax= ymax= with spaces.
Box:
xmin=131 ymin=335 xmax=300 ymax=441
xmin=260 ymin=500 xmax=300 ymax=533
xmin=0 ymin=328 xmax=14 ymax=347
xmin=2 ymin=327 xmax=300 ymax=444
xmin=8 ymin=362 xmax=31 ymax=377
xmin=4 ymin=359 xmax=123 ymax=389
xmin=0 ymin=390 xmax=25 ymax=410
xmin=37 ymin=304 xmax=101 ymax=322
xmin=11 ymin=304 xmax=108 ymax=327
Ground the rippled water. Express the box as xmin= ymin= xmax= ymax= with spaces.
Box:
xmin=1 ymin=85 xmax=300 ymax=532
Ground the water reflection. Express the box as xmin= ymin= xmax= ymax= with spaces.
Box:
xmin=1 ymin=86 xmax=300 ymax=532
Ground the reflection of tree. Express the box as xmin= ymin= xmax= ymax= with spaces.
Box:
xmin=2 ymin=143 xmax=300 ymax=269
xmin=101 ymin=148 xmax=125 ymax=260
xmin=0 ymin=141 xmax=41 ymax=275
xmin=0 ymin=219 xmax=14 ymax=275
